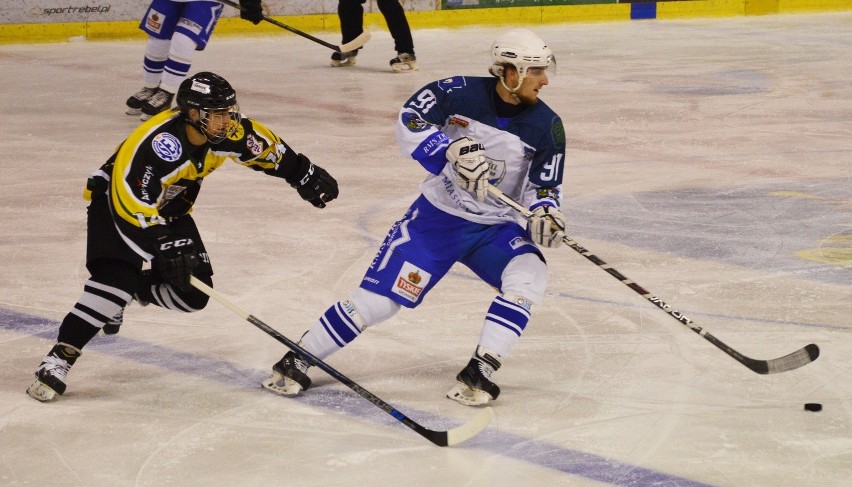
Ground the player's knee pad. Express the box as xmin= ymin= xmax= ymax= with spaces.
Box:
xmin=349 ymin=287 xmax=401 ymax=329
xmin=501 ymin=253 xmax=548 ymax=304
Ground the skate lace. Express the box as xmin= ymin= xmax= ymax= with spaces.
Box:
xmin=148 ymin=89 xmax=172 ymax=107
xmin=38 ymin=355 xmax=71 ymax=381
xmin=133 ymin=87 xmax=156 ymax=100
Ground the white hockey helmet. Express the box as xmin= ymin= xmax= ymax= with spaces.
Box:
xmin=489 ymin=29 xmax=555 ymax=91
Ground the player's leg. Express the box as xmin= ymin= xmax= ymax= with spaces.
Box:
xmin=263 ymin=196 xmax=458 ymax=396
xmin=141 ymin=1 xmax=223 ymax=119
xmin=331 ymin=0 xmax=366 ymax=66
xmin=376 ymin=0 xmax=416 ymax=71
xmin=448 ymin=225 xmax=547 ymax=406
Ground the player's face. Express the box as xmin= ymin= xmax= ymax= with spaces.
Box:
xmin=204 ymin=109 xmax=232 ymax=137
xmin=517 ymin=66 xmax=549 ymax=104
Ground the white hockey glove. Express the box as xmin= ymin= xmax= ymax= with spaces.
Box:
xmin=446 ymin=136 xmax=489 ymax=202
xmin=529 ymin=205 xmax=566 ymax=248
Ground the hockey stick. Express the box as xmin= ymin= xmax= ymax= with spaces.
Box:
xmin=189 ymin=276 xmax=493 ymax=447
xmin=217 ymin=0 xmax=371 ymax=53
xmin=487 ymin=186 xmax=820 ymax=374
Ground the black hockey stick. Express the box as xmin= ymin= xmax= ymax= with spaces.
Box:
xmin=189 ymin=276 xmax=492 ymax=447
xmin=487 ymin=186 xmax=820 ymax=374
xmin=217 ymin=0 xmax=371 ymax=52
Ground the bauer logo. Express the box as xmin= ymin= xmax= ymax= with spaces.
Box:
xmin=152 ymin=133 xmax=182 ymax=162
xmin=392 ymin=262 xmax=431 ymax=303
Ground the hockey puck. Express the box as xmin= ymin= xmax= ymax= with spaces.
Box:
xmin=804 ymin=403 xmax=822 ymax=412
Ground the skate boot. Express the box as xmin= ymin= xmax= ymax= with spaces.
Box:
xmin=330 ymin=50 xmax=358 ymax=67
xmin=262 ymin=351 xmax=312 ymax=396
xmin=125 ymin=86 xmax=157 ymax=115
xmin=447 ymin=346 xmax=501 ymax=406
xmin=102 ymin=308 xmax=124 ymax=335
xmin=26 ymin=343 xmax=82 ymax=402
xmin=390 ymin=52 xmax=417 ymax=72
xmin=140 ymin=87 xmax=175 ymax=120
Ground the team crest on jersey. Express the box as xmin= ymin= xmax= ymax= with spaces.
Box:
xmin=392 ymin=262 xmax=431 ymax=303
xmin=227 ymin=122 xmax=245 ymax=141
xmin=401 ymin=112 xmax=429 ymax=132
xmin=486 ymin=157 xmax=506 ymax=185
xmin=152 ymin=133 xmax=182 ymax=162
xmin=145 ymin=10 xmax=165 ymax=34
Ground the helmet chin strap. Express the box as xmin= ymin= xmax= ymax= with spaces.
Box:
xmin=498 ymin=73 xmax=525 ymax=103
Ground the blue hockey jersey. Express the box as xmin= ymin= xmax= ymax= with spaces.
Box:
xmin=395 ymin=76 xmax=566 ymax=225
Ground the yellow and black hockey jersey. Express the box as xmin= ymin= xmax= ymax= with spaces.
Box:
xmin=85 ymin=109 xmax=305 ymax=260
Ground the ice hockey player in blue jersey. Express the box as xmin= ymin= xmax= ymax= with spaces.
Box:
xmin=263 ymin=29 xmax=565 ymax=406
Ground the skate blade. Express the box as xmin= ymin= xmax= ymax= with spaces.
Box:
xmin=391 ymin=61 xmax=417 ymax=73
xmin=26 ymin=380 xmax=58 ymax=402
xmin=125 ymin=107 xmax=142 ymax=115
xmin=446 ymin=382 xmax=491 ymax=406
xmin=261 ymin=371 xmax=303 ymax=397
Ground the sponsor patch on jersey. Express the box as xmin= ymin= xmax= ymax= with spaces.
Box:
xmin=145 ymin=9 xmax=165 ymax=34
xmin=151 ymin=133 xmax=182 ymax=162
xmin=246 ymin=134 xmax=265 ymax=156
xmin=448 ymin=116 xmax=469 ymax=128
xmin=401 ymin=111 xmax=429 ymax=132
xmin=392 ymin=262 xmax=431 ymax=303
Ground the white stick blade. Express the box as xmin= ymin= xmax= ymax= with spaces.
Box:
xmin=339 ymin=31 xmax=371 ymax=53
xmin=446 ymin=407 xmax=494 ymax=446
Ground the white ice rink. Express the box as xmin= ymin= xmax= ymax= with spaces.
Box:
xmin=1 ymin=12 xmax=850 ymax=487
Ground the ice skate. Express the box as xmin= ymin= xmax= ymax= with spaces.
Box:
xmin=390 ymin=52 xmax=417 ymax=72
xmin=262 ymin=351 xmax=312 ymax=396
xmin=330 ymin=50 xmax=358 ymax=67
xmin=447 ymin=346 xmax=501 ymax=406
xmin=26 ymin=343 xmax=82 ymax=402
xmin=140 ymin=87 xmax=175 ymax=120
xmin=125 ymin=86 xmax=157 ymax=115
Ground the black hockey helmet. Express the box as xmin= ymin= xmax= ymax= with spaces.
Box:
xmin=176 ymin=72 xmax=240 ymax=143
xmin=176 ymin=71 xmax=237 ymax=112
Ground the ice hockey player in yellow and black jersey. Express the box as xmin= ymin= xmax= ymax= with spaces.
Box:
xmin=27 ymin=72 xmax=339 ymax=402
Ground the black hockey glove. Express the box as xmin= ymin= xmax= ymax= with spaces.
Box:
xmin=239 ymin=0 xmax=264 ymax=25
xmin=288 ymin=154 xmax=339 ymax=209
xmin=154 ymin=235 xmax=199 ymax=292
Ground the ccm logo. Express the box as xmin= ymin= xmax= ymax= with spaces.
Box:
xmin=159 ymin=238 xmax=194 ymax=251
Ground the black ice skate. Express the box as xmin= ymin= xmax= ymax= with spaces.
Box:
xmin=26 ymin=342 xmax=82 ymax=402
xmin=125 ymin=86 xmax=157 ymax=116
xmin=390 ymin=52 xmax=417 ymax=72
xmin=140 ymin=87 xmax=175 ymax=121
xmin=261 ymin=351 xmax=312 ymax=396
xmin=330 ymin=50 xmax=358 ymax=67
xmin=447 ymin=346 xmax=501 ymax=406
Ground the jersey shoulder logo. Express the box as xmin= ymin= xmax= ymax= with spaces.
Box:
xmin=401 ymin=111 xmax=430 ymax=132
xmin=151 ymin=133 xmax=182 ymax=162
xmin=227 ymin=122 xmax=245 ymax=141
